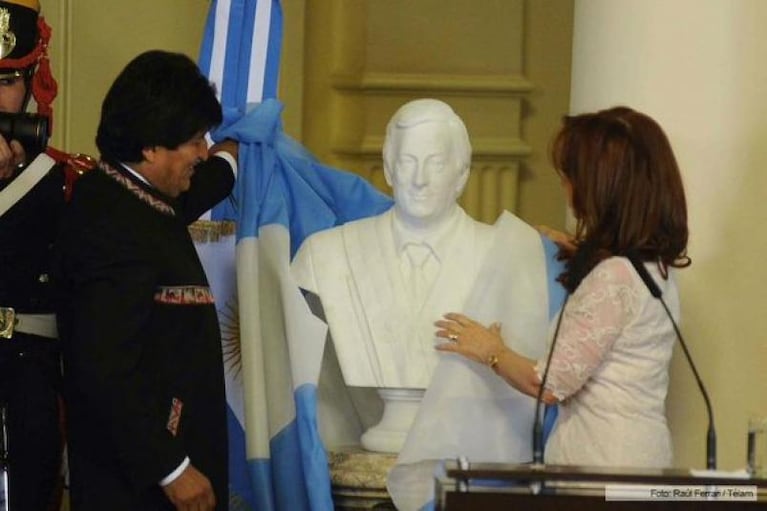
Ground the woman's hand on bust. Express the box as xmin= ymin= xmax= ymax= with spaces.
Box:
xmin=536 ymin=224 xmax=577 ymax=253
xmin=434 ymin=312 xmax=506 ymax=365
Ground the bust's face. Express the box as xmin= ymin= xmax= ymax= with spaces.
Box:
xmin=386 ymin=122 xmax=467 ymax=229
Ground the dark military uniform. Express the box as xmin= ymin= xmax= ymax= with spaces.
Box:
xmin=0 ymin=151 xmax=89 ymax=511
xmin=55 ymin=156 xmax=233 ymax=511
xmin=0 ymin=0 xmax=85 ymax=508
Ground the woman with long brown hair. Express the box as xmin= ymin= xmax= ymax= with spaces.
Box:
xmin=436 ymin=106 xmax=690 ymax=467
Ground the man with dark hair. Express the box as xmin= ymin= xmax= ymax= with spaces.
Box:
xmin=0 ymin=1 xmax=93 ymax=510
xmin=55 ymin=50 xmax=236 ymax=511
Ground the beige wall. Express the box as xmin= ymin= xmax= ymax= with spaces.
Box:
xmin=40 ymin=0 xmax=308 ymax=157
xmin=299 ymin=0 xmax=572 ymax=226
xmin=39 ymin=0 xmax=210 ymax=156
xmin=40 ymin=0 xmax=571 ymax=229
xmin=519 ymin=0 xmax=574 ymax=227
xmin=572 ymin=0 xmax=767 ymax=470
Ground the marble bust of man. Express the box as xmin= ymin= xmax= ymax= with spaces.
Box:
xmin=293 ymin=99 xmax=492 ymax=389
xmin=292 ymin=99 xmax=559 ymax=455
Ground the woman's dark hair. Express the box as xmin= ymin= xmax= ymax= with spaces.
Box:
xmin=551 ymin=106 xmax=690 ymax=292
xmin=96 ymin=50 xmax=222 ymax=162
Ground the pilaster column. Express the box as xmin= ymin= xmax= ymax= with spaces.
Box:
xmin=571 ymin=0 xmax=767 ymax=470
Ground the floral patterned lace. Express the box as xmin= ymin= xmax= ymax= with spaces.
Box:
xmin=538 ymin=257 xmax=642 ymax=400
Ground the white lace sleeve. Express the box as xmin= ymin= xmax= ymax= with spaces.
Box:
xmin=537 ymin=257 xmax=641 ymax=400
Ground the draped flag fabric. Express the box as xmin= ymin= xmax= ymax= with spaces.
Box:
xmin=196 ymin=1 xmax=393 ymax=509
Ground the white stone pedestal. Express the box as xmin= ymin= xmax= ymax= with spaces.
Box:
xmin=360 ymin=388 xmax=424 ymax=453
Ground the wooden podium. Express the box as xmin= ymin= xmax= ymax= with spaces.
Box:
xmin=435 ymin=461 xmax=767 ymax=510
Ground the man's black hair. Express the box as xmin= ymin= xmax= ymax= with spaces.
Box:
xmin=96 ymin=50 xmax=222 ymax=162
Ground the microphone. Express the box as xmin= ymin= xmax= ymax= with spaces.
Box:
xmin=627 ymin=252 xmax=717 ymax=470
xmin=533 ymin=241 xmax=599 ymax=463
xmin=532 ymin=293 xmax=570 ymax=465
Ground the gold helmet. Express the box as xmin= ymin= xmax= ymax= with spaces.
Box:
xmin=0 ymin=0 xmax=57 ymax=119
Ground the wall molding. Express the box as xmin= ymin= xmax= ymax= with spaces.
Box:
xmin=63 ymin=0 xmax=73 ymax=152
xmin=331 ymin=72 xmax=533 ymax=95
xmin=305 ymin=1 xmax=532 ymax=218
xmin=43 ymin=0 xmax=73 ymax=151
xmin=332 ymin=136 xmax=532 ymax=159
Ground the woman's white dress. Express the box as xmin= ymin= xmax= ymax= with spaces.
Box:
xmin=538 ymin=256 xmax=679 ymax=468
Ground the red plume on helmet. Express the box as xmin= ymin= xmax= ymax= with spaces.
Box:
xmin=0 ymin=0 xmax=58 ymax=126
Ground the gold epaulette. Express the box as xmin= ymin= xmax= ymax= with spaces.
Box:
xmin=63 ymin=153 xmax=97 ymax=176
xmin=46 ymin=148 xmax=97 ymax=200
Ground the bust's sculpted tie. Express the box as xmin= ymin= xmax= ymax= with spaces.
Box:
xmin=403 ymin=243 xmax=437 ymax=307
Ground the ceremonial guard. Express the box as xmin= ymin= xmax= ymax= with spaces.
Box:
xmin=0 ymin=1 xmax=93 ymax=510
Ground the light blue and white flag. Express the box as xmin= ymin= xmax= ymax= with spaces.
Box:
xmin=199 ymin=0 xmax=281 ymax=111
xmin=196 ymin=1 xmax=392 ymax=509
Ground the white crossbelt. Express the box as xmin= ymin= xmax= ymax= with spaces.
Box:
xmin=0 ymin=153 xmax=57 ymax=218
xmin=15 ymin=313 xmax=58 ymax=338
xmin=0 ymin=153 xmax=60 ymax=341
xmin=0 ymin=308 xmax=58 ymax=339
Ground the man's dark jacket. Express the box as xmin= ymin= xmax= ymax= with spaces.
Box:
xmin=55 ymin=156 xmax=234 ymax=511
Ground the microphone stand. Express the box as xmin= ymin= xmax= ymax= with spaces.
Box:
xmin=627 ymin=253 xmax=717 ymax=469
xmin=532 ymin=294 xmax=570 ymax=466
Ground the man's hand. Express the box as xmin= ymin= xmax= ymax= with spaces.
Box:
xmin=162 ymin=464 xmax=216 ymax=511
xmin=0 ymin=135 xmax=25 ymax=179
xmin=209 ymin=139 xmax=238 ymax=162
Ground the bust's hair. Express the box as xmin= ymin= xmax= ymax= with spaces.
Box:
xmin=552 ymin=106 xmax=690 ymax=291
xmin=382 ymin=99 xmax=471 ymax=172
xmin=96 ymin=50 xmax=222 ymax=162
